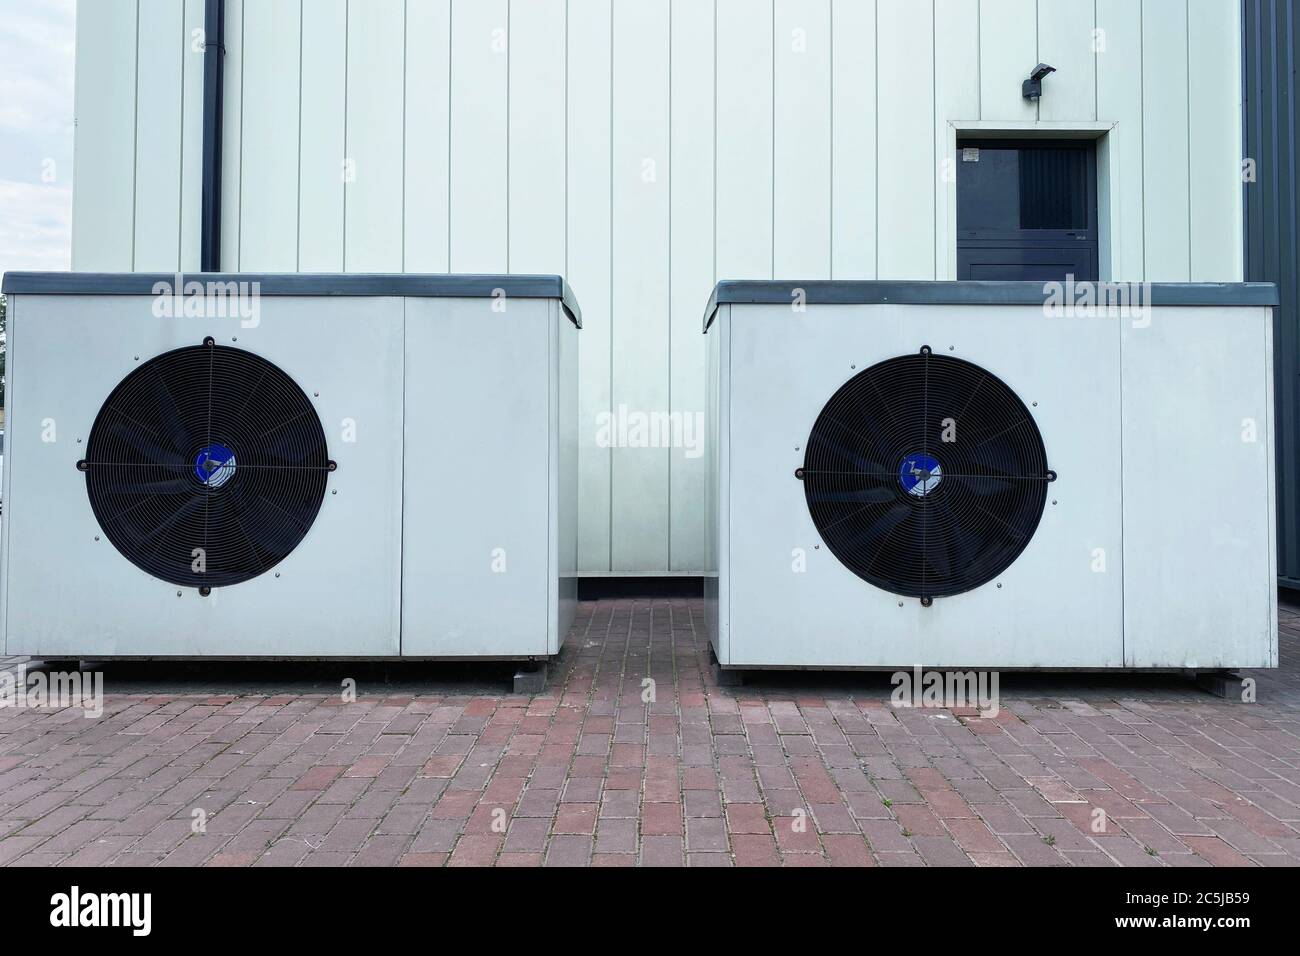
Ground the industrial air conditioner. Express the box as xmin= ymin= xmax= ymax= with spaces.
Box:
xmin=703 ymin=280 xmax=1278 ymax=672
xmin=0 ymin=273 xmax=578 ymax=664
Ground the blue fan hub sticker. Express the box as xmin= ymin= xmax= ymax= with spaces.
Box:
xmin=194 ymin=443 xmax=237 ymax=488
xmin=899 ymin=452 xmax=942 ymax=498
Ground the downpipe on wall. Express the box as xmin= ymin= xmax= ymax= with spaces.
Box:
xmin=200 ymin=0 xmax=225 ymax=271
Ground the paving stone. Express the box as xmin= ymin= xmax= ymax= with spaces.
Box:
xmin=4 ymin=596 xmax=1299 ymax=868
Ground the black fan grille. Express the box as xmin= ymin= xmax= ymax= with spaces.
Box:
xmin=801 ymin=349 xmax=1052 ymax=600
xmin=82 ymin=341 xmax=330 ymax=588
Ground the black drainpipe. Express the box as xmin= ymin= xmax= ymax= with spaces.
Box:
xmin=200 ymin=0 xmax=226 ymax=271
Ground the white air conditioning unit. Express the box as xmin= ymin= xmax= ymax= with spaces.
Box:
xmin=0 ymin=274 xmax=578 ymax=676
xmin=704 ymin=280 xmax=1278 ymax=673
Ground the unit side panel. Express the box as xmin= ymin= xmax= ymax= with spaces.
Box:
xmin=1122 ymin=306 xmax=1275 ymax=667
xmin=705 ymin=307 xmax=731 ymax=664
xmin=401 ymin=297 xmax=551 ymax=656
xmin=554 ymin=303 xmax=581 ymax=651
xmin=0 ymin=296 xmax=18 ymax=653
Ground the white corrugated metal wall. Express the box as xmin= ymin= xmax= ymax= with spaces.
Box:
xmin=71 ymin=0 xmax=1244 ymax=575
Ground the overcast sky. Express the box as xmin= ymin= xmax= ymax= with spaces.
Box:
xmin=0 ymin=0 xmax=75 ymax=282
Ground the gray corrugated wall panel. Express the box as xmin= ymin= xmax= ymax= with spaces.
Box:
xmin=1244 ymin=0 xmax=1300 ymax=584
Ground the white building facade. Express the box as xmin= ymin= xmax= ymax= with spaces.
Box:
xmin=70 ymin=0 xmax=1244 ymax=576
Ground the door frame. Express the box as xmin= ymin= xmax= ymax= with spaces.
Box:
xmin=939 ymin=121 xmax=1123 ymax=281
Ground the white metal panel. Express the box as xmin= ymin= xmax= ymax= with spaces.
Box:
xmin=405 ymin=0 xmax=452 ymax=271
xmin=1188 ymin=0 xmax=1243 ymax=281
xmin=669 ymin=0 xmax=715 ymax=572
xmin=220 ymin=0 xmax=244 ymax=269
xmin=133 ymin=0 xmax=185 ymax=271
xmin=401 ymin=298 xmax=552 ymax=656
xmin=610 ymin=0 xmax=671 ymax=572
xmin=1037 ymin=0 xmax=1097 ymax=122
xmin=877 ymin=0 xmax=934 ymax=278
xmin=509 ymin=0 xmax=566 ymax=273
xmin=449 ymin=0 xmax=509 ymax=272
xmin=3 ymin=295 xmax=403 ymax=657
xmin=345 ymin=0 xmax=405 ymax=271
xmin=0 ymin=295 xmax=17 ymax=652
xmin=568 ymin=0 xmax=613 ymax=572
xmin=180 ymin=0 xmax=206 ymax=270
xmin=979 ymin=0 xmax=1038 ymax=121
xmin=705 ymin=307 xmax=730 ymax=659
xmin=553 ymin=305 xmax=581 ymax=649
xmin=1141 ymin=0 xmax=1190 ymax=280
xmin=934 ymin=0 xmax=979 ymax=280
xmin=298 ymin=0 xmax=347 ymax=272
xmin=716 ymin=0 xmax=774 ymax=280
xmin=1096 ymin=0 xmax=1144 ymax=280
xmin=1266 ymin=312 xmax=1279 ymax=661
xmin=774 ymin=0 xmax=831 ymax=278
xmin=72 ymin=0 xmax=137 ymax=271
xmin=830 ymin=0 xmax=876 ymax=279
xmin=722 ymin=303 xmax=1124 ymax=668
xmin=238 ymin=0 xmax=300 ymax=270
xmin=1121 ymin=308 xmax=1275 ymax=667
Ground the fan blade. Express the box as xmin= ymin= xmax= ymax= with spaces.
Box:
xmin=957 ymin=474 xmax=1016 ymax=497
xmin=964 ymin=434 xmax=1050 ymax=479
xmin=934 ymin=497 xmax=978 ymax=570
xmin=920 ymin=501 xmax=950 ymax=578
xmin=116 ymin=495 xmax=204 ymax=547
xmin=806 ymin=428 xmax=892 ymax=475
xmin=203 ymin=494 xmax=269 ymax=572
xmin=261 ymin=428 xmax=322 ymax=466
xmin=144 ymin=367 xmax=196 ymax=452
xmin=835 ymin=501 xmax=912 ymax=555
xmin=103 ymin=422 xmax=187 ymax=467
xmin=807 ymin=484 xmax=897 ymax=506
xmin=224 ymin=480 xmax=314 ymax=553
xmin=101 ymin=474 xmax=194 ymax=496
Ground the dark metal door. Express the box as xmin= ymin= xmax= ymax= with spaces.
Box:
xmin=956 ymin=139 xmax=1099 ymax=281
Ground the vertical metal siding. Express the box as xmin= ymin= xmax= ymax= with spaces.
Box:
xmin=70 ymin=0 xmax=1246 ymax=576
xmin=1243 ymin=0 xmax=1300 ymax=586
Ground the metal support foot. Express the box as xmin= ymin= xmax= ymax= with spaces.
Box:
xmin=513 ymin=662 xmax=548 ymax=695
xmin=1195 ymin=670 xmax=1249 ymax=700
xmin=33 ymin=658 xmax=81 ymax=671
xmin=708 ymin=644 xmax=744 ymax=687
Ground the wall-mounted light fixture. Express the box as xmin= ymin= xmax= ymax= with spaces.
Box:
xmin=1022 ymin=63 xmax=1057 ymax=100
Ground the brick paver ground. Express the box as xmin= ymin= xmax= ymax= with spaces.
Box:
xmin=1 ymin=596 xmax=1299 ymax=866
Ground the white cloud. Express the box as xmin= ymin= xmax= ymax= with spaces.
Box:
xmin=0 ymin=179 xmax=72 ymax=273
xmin=0 ymin=0 xmax=75 ymax=281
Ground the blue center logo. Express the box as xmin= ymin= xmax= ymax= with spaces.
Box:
xmin=194 ymin=443 xmax=237 ymax=488
xmin=899 ymin=453 xmax=942 ymax=498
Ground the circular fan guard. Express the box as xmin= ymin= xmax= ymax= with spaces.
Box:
xmin=81 ymin=340 xmax=332 ymax=588
xmin=801 ymin=348 xmax=1053 ymax=601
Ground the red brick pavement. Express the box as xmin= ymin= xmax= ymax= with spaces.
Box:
xmin=1 ymin=597 xmax=1299 ymax=867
